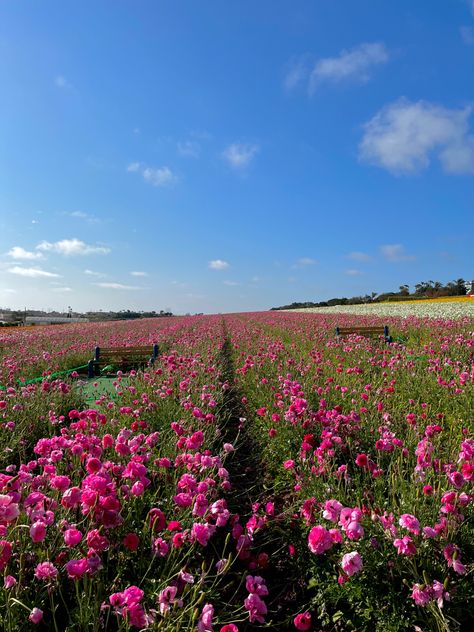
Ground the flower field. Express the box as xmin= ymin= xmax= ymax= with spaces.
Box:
xmin=0 ymin=312 xmax=473 ymax=631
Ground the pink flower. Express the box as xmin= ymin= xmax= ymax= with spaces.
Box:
xmin=4 ymin=575 xmax=16 ymax=589
xmin=322 ymin=499 xmax=343 ymax=522
xmin=123 ymin=533 xmax=140 ymax=551
xmin=340 ymin=551 xmax=363 ymax=577
xmin=345 ymin=521 xmax=364 ymax=541
xmin=0 ymin=540 xmax=12 ymax=571
xmin=308 ymin=526 xmax=333 ymax=555
xmin=191 ymin=522 xmax=215 ymax=547
xmin=399 ymin=514 xmax=420 ymax=535
xmin=393 ymin=536 xmax=417 ymax=556
xmin=443 ymin=544 xmax=466 ymax=575
xmin=64 ymin=528 xmax=82 ymax=547
xmin=220 ymin=626 xmax=239 ymax=632
xmin=198 ymin=603 xmax=214 ymax=632
xmin=0 ymin=495 xmax=20 ymax=525
xmin=30 ymin=521 xmax=47 ymax=543
xmin=411 ymin=584 xmax=431 ymax=606
xmin=244 ymin=593 xmax=267 ymax=623
xmin=29 ymin=608 xmax=43 ymax=624
xmin=245 ymin=575 xmax=268 ymax=596
xmin=34 ymin=561 xmax=58 ymax=581
xmin=294 ymin=612 xmax=312 ymax=630
xmin=65 ymin=558 xmax=88 ymax=579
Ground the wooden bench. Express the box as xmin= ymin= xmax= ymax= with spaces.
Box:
xmin=335 ymin=325 xmax=392 ymax=343
xmin=88 ymin=344 xmax=159 ymax=378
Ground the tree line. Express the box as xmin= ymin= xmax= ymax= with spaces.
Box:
xmin=271 ymin=278 xmax=469 ymax=311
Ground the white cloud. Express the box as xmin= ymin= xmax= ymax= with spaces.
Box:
xmin=461 ymin=26 xmax=474 ymax=46
xmin=360 ymin=99 xmax=474 ymax=175
xmin=380 ymin=244 xmax=416 ymax=263
xmin=37 ymin=239 xmax=110 ymax=256
xmin=222 ymin=143 xmax=259 ymax=169
xmin=345 ymin=269 xmax=362 ymax=276
xmin=177 ymin=140 xmax=200 ymax=158
xmin=7 ymin=266 xmax=61 ymax=278
xmin=309 ymin=42 xmax=388 ymax=92
xmin=130 ymin=271 xmax=148 ymax=277
xmin=54 ymin=75 xmax=73 ymax=90
xmin=209 ymin=259 xmax=229 ymax=270
xmin=142 ymin=166 xmax=177 ymax=187
xmin=127 ymin=162 xmax=177 ymax=186
xmin=84 ymin=269 xmax=106 ymax=277
xmin=94 ymin=282 xmax=141 ymax=290
xmin=347 ymin=251 xmax=372 ymax=262
xmin=127 ymin=162 xmax=141 ymax=172
xmin=7 ymin=246 xmax=43 ymax=260
xmin=52 ymin=286 xmax=72 ymax=293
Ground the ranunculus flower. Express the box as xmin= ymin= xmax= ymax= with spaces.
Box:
xmin=294 ymin=612 xmax=312 ymax=630
xmin=29 ymin=608 xmax=43 ymax=624
xmin=340 ymin=551 xmax=363 ymax=577
xmin=308 ymin=525 xmax=333 ymax=555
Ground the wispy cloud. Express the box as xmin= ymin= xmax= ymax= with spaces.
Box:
xmin=6 ymin=246 xmax=43 ymax=261
xmin=94 ymin=282 xmax=142 ymax=290
xmin=51 ymin=286 xmax=72 ymax=293
xmin=127 ymin=162 xmax=178 ymax=187
xmin=380 ymin=244 xmax=416 ymax=263
xmin=130 ymin=271 xmax=148 ymax=277
xmin=345 ymin=269 xmax=362 ymax=276
xmin=54 ymin=75 xmax=73 ymax=90
xmin=177 ymin=140 xmax=200 ymax=158
xmin=67 ymin=211 xmax=100 ymax=224
xmin=460 ymin=26 xmax=474 ymax=45
xmin=309 ymin=42 xmax=388 ymax=93
xmin=222 ymin=143 xmax=259 ymax=169
xmin=7 ymin=266 xmax=61 ymax=278
xmin=37 ymin=239 xmax=110 ymax=256
xmin=347 ymin=251 xmax=372 ymax=262
xmin=292 ymin=257 xmax=317 ymax=269
xmin=127 ymin=162 xmax=141 ymax=172
xmin=209 ymin=259 xmax=229 ymax=270
xmin=283 ymin=55 xmax=311 ymax=91
xmin=84 ymin=269 xmax=106 ymax=277
xmin=360 ymin=99 xmax=474 ymax=175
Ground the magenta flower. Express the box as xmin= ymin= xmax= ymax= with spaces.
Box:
xmin=293 ymin=612 xmax=312 ymax=630
xmin=64 ymin=528 xmax=82 ymax=547
xmin=308 ymin=525 xmax=333 ymax=555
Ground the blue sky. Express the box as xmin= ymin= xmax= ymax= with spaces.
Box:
xmin=1 ymin=0 xmax=473 ymax=314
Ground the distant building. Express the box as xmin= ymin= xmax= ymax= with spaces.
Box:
xmin=466 ymin=280 xmax=474 ymax=296
xmin=25 ymin=316 xmax=89 ymax=325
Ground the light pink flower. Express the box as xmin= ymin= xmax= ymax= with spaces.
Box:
xmin=340 ymin=551 xmax=363 ymax=577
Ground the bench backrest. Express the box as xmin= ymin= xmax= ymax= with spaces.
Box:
xmin=94 ymin=345 xmax=159 ymax=361
xmin=335 ymin=326 xmax=391 ymax=341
